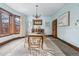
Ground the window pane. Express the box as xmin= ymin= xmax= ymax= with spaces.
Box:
xmin=0 ymin=14 xmax=2 ymax=34
xmin=1 ymin=13 xmax=9 ymax=34
xmin=15 ymin=16 xmax=20 ymax=33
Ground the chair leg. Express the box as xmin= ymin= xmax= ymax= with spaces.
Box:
xmin=24 ymin=38 xmax=27 ymax=48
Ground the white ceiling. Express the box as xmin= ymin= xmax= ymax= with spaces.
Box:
xmin=6 ymin=3 xmax=65 ymax=16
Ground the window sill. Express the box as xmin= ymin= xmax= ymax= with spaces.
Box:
xmin=0 ymin=34 xmax=12 ymax=37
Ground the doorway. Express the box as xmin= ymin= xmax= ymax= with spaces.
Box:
xmin=52 ymin=19 xmax=57 ymax=38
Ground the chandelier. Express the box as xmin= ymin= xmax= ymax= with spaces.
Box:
xmin=33 ymin=5 xmax=42 ymax=25
xmin=34 ymin=5 xmax=41 ymax=19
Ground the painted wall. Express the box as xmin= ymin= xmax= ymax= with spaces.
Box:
xmin=27 ymin=16 xmax=52 ymax=35
xmin=0 ymin=3 xmax=27 ymax=42
xmin=52 ymin=3 xmax=79 ymax=48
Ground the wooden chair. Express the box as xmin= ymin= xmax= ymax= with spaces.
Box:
xmin=28 ymin=35 xmax=43 ymax=50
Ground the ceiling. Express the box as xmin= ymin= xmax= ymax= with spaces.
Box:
xmin=6 ymin=3 xmax=65 ymax=16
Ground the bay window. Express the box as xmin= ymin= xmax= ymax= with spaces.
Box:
xmin=0 ymin=8 xmax=20 ymax=37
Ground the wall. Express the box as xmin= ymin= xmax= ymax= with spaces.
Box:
xmin=0 ymin=3 xmax=27 ymax=42
xmin=52 ymin=3 xmax=79 ymax=48
xmin=27 ymin=16 xmax=52 ymax=35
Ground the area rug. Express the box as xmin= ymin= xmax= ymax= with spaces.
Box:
xmin=6 ymin=38 xmax=65 ymax=56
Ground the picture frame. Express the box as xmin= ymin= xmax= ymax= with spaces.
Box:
xmin=57 ymin=11 xmax=70 ymax=27
xmin=33 ymin=20 xmax=42 ymax=25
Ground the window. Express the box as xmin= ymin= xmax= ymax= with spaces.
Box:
xmin=15 ymin=16 xmax=20 ymax=33
xmin=0 ymin=8 xmax=20 ymax=37
xmin=0 ymin=8 xmax=10 ymax=36
xmin=1 ymin=12 xmax=10 ymax=34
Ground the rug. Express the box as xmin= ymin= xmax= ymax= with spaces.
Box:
xmin=6 ymin=38 xmax=65 ymax=56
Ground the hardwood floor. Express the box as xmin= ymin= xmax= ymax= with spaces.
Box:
xmin=0 ymin=38 xmax=25 ymax=56
xmin=51 ymin=37 xmax=79 ymax=56
xmin=0 ymin=37 xmax=79 ymax=56
xmin=0 ymin=37 xmax=65 ymax=56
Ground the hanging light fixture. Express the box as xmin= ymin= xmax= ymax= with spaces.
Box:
xmin=32 ymin=4 xmax=43 ymax=33
xmin=33 ymin=5 xmax=42 ymax=25
xmin=34 ymin=5 xmax=41 ymax=19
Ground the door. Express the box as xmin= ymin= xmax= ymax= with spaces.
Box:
xmin=52 ymin=19 xmax=57 ymax=38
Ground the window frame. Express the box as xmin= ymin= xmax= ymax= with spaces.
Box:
xmin=0 ymin=8 xmax=20 ymax=37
